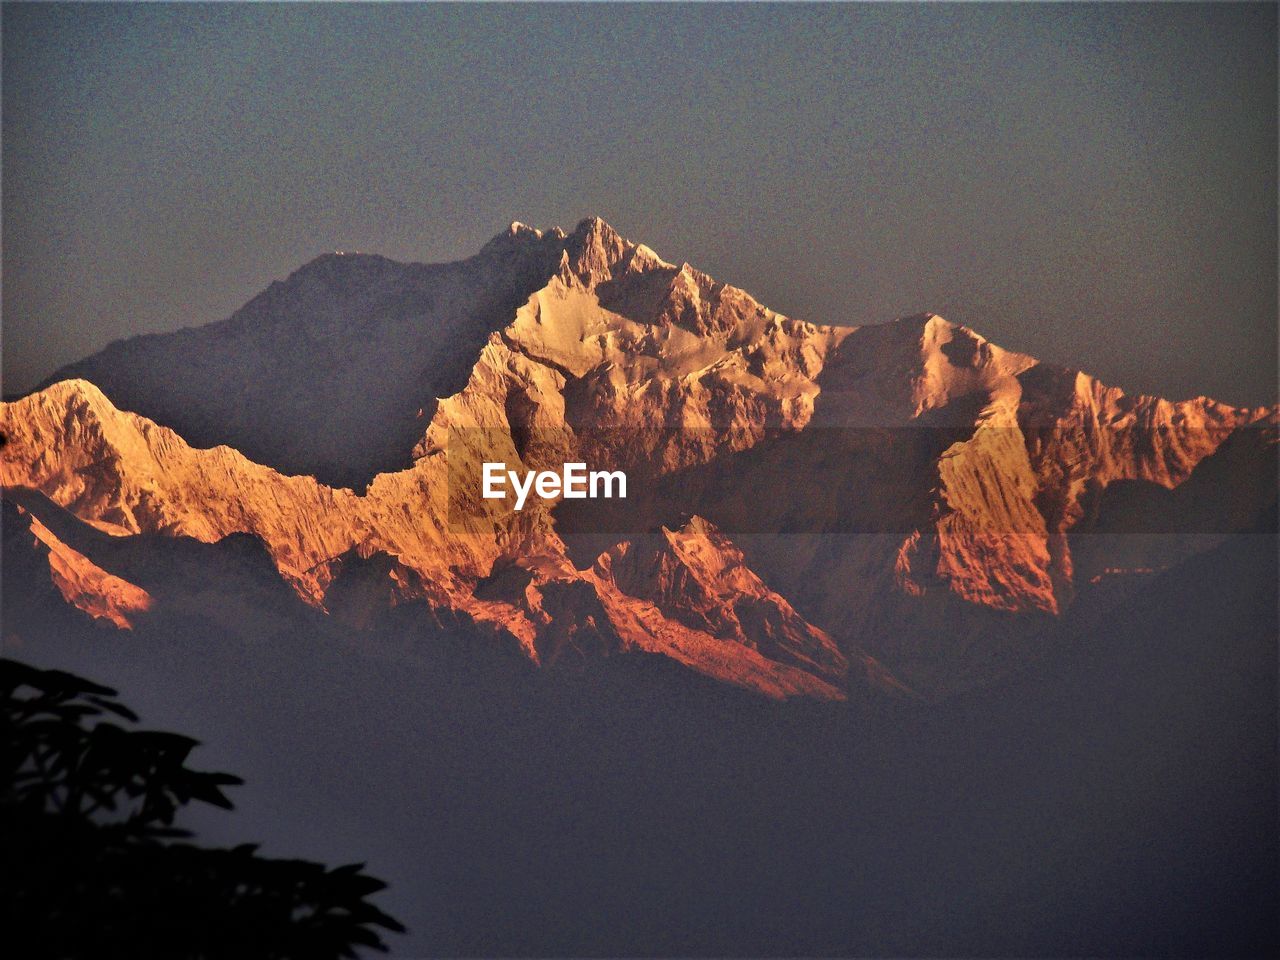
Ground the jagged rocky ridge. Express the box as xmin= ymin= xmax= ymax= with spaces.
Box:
xmin=3 ymin=218 xmax=1275 ymax=699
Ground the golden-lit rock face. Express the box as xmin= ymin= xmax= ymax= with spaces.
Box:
xmin=26 ymin=514 xmax=152 ymax=630
xmin=2 ymin=218 xmax=1273 ymax=699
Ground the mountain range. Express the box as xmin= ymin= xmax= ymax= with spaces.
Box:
xmin=3 ymin=217 xmax=1275 ymax=700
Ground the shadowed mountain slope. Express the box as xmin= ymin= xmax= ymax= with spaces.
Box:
xmin=42 ymin=224 xmax=572 ymax=489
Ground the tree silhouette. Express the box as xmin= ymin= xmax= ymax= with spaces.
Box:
xmin=0 ymin=658 xmax=404 ymax=959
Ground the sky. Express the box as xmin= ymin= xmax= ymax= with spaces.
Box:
xmin=3 ymin=2 xmax=1276 ymax=405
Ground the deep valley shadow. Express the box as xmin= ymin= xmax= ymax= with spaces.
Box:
xmin=4 ymin=509 xmax=1275 ymax=957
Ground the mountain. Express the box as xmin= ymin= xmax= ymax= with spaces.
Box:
xmin=0 ymin=378 xmax=883 ymax=700
xmin=42 ymin=224 xmax=570 ymax=489
xmin=3 ymin=218 xmax=1275 ymax=699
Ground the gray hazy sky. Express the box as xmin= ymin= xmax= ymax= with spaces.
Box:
xmin=3 ymin=2 xmax=1276 ymax=405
